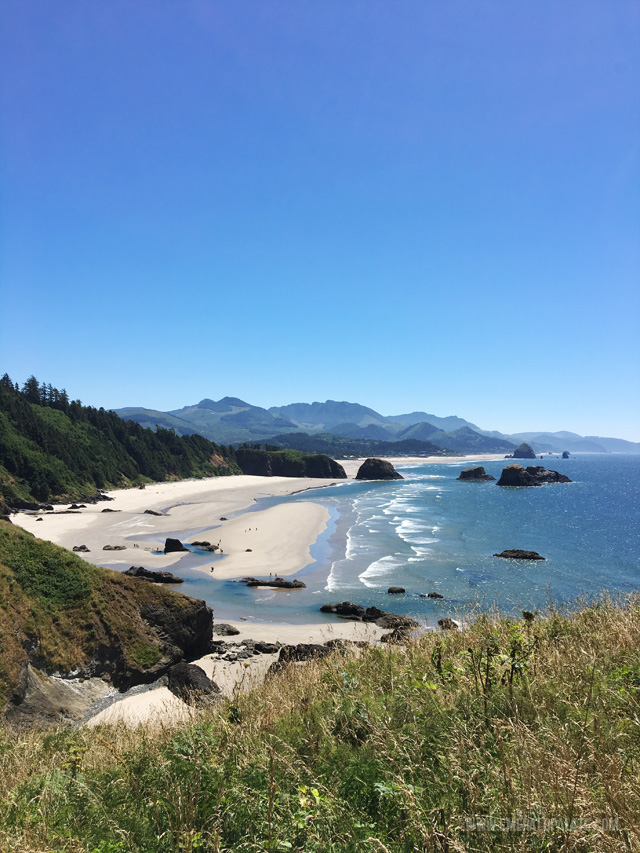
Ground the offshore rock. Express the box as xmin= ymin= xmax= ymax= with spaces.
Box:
xmin=493 ymin=549 xmax=546 ymax=561
xmin=355 ymin=458 xmax=404 ymax=481
xmin=562 ymin=451 xmax=570 ymax=459
xmin=512 ymin=443 xmax=537 ymax=459
xmin=387 ymin=586 xmax=405 ymax=594
xmin=164 ymin=537 xmax=189 ymax=554
xmin=457 ymin=466 xmax=495 ymax=481
xmin=124 ymin=566 xmax=185 ymax=583
xmin=497 ymin=465 xmax=572 ymax=487
xmin=320 ymin=601 xmax=418 ymax=630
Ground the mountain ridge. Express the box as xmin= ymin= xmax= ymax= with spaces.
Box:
xmin=113 ymin=397 xmax=640 ymax=454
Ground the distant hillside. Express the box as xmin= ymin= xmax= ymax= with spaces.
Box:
xmin=258 ymin=432 xmax=451 ymax=458
xmin=0 ymin=376 xmax=240 ymax=512
xmin=113 ymin=394 xmax=639 ymax=454
xmin=385 ymin=410 xmax=481 ymax=432
xmin=268 ymin=400 xmax=388 ymax=432
xmin=0 ymin=519 xmax=213 ymax=719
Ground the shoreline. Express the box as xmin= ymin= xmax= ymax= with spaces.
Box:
xmin=12 ymin=455 xmax=504 ymax=584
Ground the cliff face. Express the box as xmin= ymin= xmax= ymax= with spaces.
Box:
xmin=235 ymin=448 xmax=346 ymax=479
xmin=0 ymin=521 xmax=213 ymax=720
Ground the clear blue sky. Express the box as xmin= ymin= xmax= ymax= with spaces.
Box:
xmin=1 ymin=1 xmax=639 ymax=439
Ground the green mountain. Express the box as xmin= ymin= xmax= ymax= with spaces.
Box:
xmin=167 ymin=397 xmax=300 ymax=443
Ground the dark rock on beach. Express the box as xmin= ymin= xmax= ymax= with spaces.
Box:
xmin=237 ymin=576 xmax=306 ymax=589
xmin=164 ymin=537 xmax=189 ymax=554
xmin=355 ymin=458 xmax=404 ymax=481
xmin=212 ymin=623 xmax=240 ymax=636
xmin=124 ymin=566 xmax=185 ymax=583
xmin=493 ymin=549 xmax=546 ymax=561
xmin=497 ymin=465 xmax=572 ymax=487
xmin=103 ymin=544 xmax=126 ymax=551
xmin=457 ymin=466 xmax=496 ymax=481
xmin=423 ymin=592 xmax=444 ymax=599
xmin=144 ymin=509 xmax=162 ymax=516
xmin=166 ymin=663 xmax=220 ymax=706
xmin=72 ymin=544 xmax=90 ymax=552
xmin=101 ymin=507 xmax=120 ymax=513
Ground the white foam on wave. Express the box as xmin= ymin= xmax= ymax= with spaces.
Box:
xmin=358 ymin=554 xmax=402 ymax=588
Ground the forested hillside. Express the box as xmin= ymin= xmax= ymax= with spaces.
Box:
xmin=0 ymin=376 xmax=348 ymax=513
xmin=0 ymin=375 xmax=240 ymax=511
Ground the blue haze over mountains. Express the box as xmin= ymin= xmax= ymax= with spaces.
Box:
xmin=113 ymin=399 xmax=640 ymax=456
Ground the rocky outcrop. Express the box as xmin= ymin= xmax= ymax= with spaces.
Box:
xmin=101 ymin=508 xmax=120 ymax=513
xmin=237 ymin=576 xmax=306 ymax=589
xmin=457 ymin=467 xmax=496 ymax=482
xmin=387 ymin=586 xmax=405 ymax=594
xmin=72 ymin=544 xmax=90 ymax=552
xmin=166 ymin=663 xmax=220 ymax=706
xmin=320 ymin=601 xmax=418 ymax=630
xmin=562 ymin=451 xmax=570 ymax=459
xmin=144 ymin=509 xmax=162 ymax=516
xmin=422 ymin=592 xmax=444 ymax=599
xmin=438 ymin=618 xmax=458 ymax=631
xmin=355 ymin=458 xmax=404 ymax=481
xmin=212 ymin=623 xmax=240 ymax=636
xmin=493 ymin=549 xmax=546 ymax=560
xmin=164 ymin=537 xmax=188 ymax=553
xmin=124 ymin=566 xmax=185 ymax=583
xmin=512 ymin=443 xmax=537 ymax=459
xmin=103 ymin=544 xmax=126 ymax=551
xmin=139 ymin=598 xmax=213 ymax=663
xmin=497 ymin=465 xmax=572 ymax=487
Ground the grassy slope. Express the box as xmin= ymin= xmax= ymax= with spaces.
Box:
xmin=0 ymin=520 xmax=203 ymax=708
xmin=1 ymin=595 xmax=638 ymax=852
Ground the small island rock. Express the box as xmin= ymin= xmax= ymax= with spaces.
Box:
xmin=493 ymin=549 xmax=546 ymax=561
xmin=387 ymin=586 xmax=405 ymax=594
xmin=355 ymin=458 xmax=404 ymax=481
xmin=562 ymin=451 xmax=570 ymax=459
xmin=497 ymin=465 xmax=572 ymax=487
xmin=457 ymin=466 xmax=496 ymax=482
xmin=512 ymin=443 xmax=537 ymax=459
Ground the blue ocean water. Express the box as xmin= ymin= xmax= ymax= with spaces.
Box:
xmin=141 ymin=454 xmax=640 ymax=627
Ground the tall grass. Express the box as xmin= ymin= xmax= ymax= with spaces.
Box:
xmin=1 ymin=594 xmax=639 ymax=852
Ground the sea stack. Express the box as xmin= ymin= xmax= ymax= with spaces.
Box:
xmin=457 ymin=466 xmax=495 ymax=481
xmin=513 ymin=443 xmax=537 ymax=459
xmin=497 ymin=465 xmax=572 ymax=487
xmin=355 ymin=458 xmax=403 ymax=481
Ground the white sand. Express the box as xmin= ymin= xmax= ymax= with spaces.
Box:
xmin=13 ymin=474 xmax=342 ymax=578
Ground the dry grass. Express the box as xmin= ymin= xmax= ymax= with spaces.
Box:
xmin=1 ymin=594 xmax=639 ymax=852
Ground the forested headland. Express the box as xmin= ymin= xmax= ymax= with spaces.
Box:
xmin=0 ymin=375 xmax=344 ymax=513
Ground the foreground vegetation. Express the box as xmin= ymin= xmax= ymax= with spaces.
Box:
xmin=1 ymin=595 xmax=638 ymax=852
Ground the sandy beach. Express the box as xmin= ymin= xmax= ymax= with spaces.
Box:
xmin=13 ymin=473 xmax=342 ymax=579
